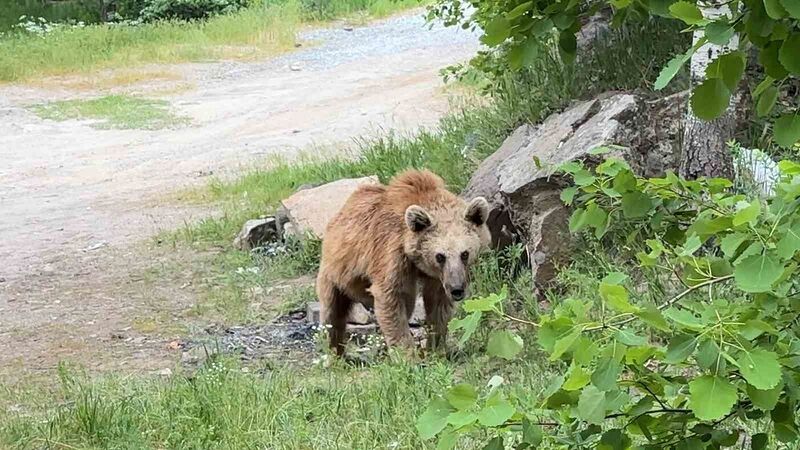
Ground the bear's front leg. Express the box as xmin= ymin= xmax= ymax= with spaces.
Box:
xmin=422 ymin=277 xmax=453 ymax=351
xmin=371 ymin=281 xmax=415 ymax=348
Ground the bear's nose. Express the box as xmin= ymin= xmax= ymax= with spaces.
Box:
xmin=450 ymin=288 xmax=465 ymax=301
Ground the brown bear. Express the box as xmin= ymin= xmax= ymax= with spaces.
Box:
xmin=316 ymin=169 xmax=490 ymax=355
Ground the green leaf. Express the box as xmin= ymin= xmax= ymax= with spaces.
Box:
xmin=757 ymin=86 xmax=779 ymax=117
xmin=446 ymin=410 xmax=478 ymax=428
xmin=776 ymin=222 xmax=800 ymax=259
xmin=599 ymin=283 xmax=637 ymax=313
xmin=706 ymin=52 xmax=745 ymax=91
xmin=739 ymin=319 xmax=776 ymax=340
xmin=592 ymin=357 xmax=623 ymax=391
xmin=688 ymin=375 xmax=738 ymax=421
xmin=563 ymin=366 xmax=591 ymax=391
xmin=764 ymin=0 xmax=788 ymax=18
xmin=747 ymin=378 xmax=783 ymax=411
xmin=578 ymin=385 xmax=607 ymax=425
xmin=737 ymin=349 xmax=782 ymax=390
xmin=506 ymin=1 xmax=532 ymax=19
xmin=721 ymin=232 xmax=748 ymax=258
xmin=463 ymin=288 xmax=507 ymax=312
xmin=446 ymin=383 xmax=477 ymax=410
xmin=487 ymin=330 xmax=523 ymax=360
xmin=733 ymin=199 xmax=761 ymax=226
xmin=573 ymin=169 xmax=597 ymax=186
xmin=477 ymin=394 xmax=515 ymax=427
xmin=781 ymin=0 xmax=800 ymax=17
xmin=621 ymin=191 xmax=652 ymax=218
xmin=705 ymin=20 xmax=734 ymax=45
xmin=482 ymin=437 xmax=503 ymax=450
xmin=751 ymin=433 xmax=768 ymax=450
xmin=735 ymin=253 xmax=783 ymax=293
xmin=760 ymin=43 xmax=789 ymax=79
xmin=481 ymin=17 xmax=511 ymax=46
xmin=753 ymin=76 xmax=775 ymax=99
xmin=654 ymin=48 xmax=693 ymax=90
xmin=551 ymin=327 xmax=581 ymax=360
xmin=773 ymin=114 xmax=800 ymax=148
xmin=561 ymin=186 xmax=578 ymax=205
xmin=522 ymin=418 xmax=543 ymax=445
xmin=636 ymin=304 xmax=670 ymax=331
xmin=691 ymin=78 xmax=731 ymax=120
xmin=614 ymin=329 xmax=647 ymax=346
xmin=665 ymin=334 xmax=697 ymax=363
xmin=779 ymin=34 xmax=800 ymax=74
xmin=669 ymin=1 xmax=705 ymax=24
xmin=664 ymin=308 xmax=705 ymax=330
xmin=417 ymin=397 xmax=453 ymax=440
xmin=449 ymin=311 xmax=483 ymax=346
xmin=678 ymin=234 xmax=703 ymax=256
xmin=598 ymin=429 xmax=631 ymax=450
xmin=508 ymin=39 xmax=540 ymax=69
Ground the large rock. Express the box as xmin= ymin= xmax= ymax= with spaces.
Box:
xmin=278 ymin=176 xmax=379 ymax=239
xmin=464 ymin=91 xmax=687 ymax=288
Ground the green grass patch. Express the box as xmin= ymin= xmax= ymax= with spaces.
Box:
xmin=0 ymin=344 xmax=553 ymax=449
xmin=31 ymin=94 xmax=189 ymax=130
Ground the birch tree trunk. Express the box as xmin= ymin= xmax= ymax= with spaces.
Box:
xmin=679 ymin=1 xmax=740 ymax=180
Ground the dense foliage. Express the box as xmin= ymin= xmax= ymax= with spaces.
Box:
xmin=418 ymin=152 xmax=800 ymax=448
xmin=136 ymin=0 xmax=249 ymax=21
xmin=428 ymin=0 xmax=800 ymax=148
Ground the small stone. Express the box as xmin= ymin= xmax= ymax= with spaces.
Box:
xmin=306 ymin=302 xmax=321 ymax=324
xmin=155 ymin=368 xmax=172 ymax=377
xmin=290 ymin=63 xmax=303 ymax=71
xmin=347 ymin=303 xmax=373 ymax=325
xmin=233 ymin=217 xmax=278 ymax=251
xmin=343 ymin=26 xmax=354 ymax=31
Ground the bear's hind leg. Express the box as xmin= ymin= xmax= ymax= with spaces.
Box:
xmin=318 ymin=279 xmax=351 ymax=356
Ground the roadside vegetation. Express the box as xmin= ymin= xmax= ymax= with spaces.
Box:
xmin=0 ymin=0 xmax=422 ymax=82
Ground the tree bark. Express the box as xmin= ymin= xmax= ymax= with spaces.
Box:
xmin=679 ymin=1 xmax=739 ymax=180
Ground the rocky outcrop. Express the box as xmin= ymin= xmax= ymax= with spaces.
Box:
xmin=464 ymin=91 xmax=688 ymax=288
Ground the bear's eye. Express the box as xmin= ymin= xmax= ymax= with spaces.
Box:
xmin=460 ymin=251 xmax=469 ymax=262
xmin=435 ymin=253 xmax=446 ymax=265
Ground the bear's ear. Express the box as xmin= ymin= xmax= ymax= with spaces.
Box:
xmin=465 ymin=197 xmax=489 ymax=226
xmin=405 ymin=205 xmax=433 ymax=232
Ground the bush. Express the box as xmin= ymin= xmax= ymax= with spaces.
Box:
xmin=138 ymin=0 xmax=249 ymax=21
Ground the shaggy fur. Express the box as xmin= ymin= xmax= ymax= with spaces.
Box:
xmin=316 ymin=169 xmax=490 ymax=355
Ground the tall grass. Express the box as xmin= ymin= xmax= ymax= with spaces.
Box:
xmin=0 ymin=1 xmax=300 ymax=82
xmin=0 ymin=0 xmax=423 ymax=82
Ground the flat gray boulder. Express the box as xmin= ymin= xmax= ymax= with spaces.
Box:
xmin=278 ymin=176 xmax=379 ymax=239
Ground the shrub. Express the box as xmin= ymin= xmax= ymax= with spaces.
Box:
xmin=419 ymin=154 xmax=800 ymax=448
xmin=138 ymin=0 xmax=249 ymax=21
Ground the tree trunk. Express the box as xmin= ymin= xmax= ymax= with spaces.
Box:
xmin=679 ymin=1 xmax=739 ymax=180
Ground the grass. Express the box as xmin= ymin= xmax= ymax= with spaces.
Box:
xmin=0 ymin=350 xmax=554 ymax=449
xmin=0 ymin=0 xmax=423 ymax=82
xmin=30 ymin=94 xmax=189 ymax=129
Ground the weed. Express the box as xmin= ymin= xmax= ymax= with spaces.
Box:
xmin=30 ymin=94 xmax=189 ymax=130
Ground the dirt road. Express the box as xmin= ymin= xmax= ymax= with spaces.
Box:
xmin=0 ymin=12 xmax=479 ymax=375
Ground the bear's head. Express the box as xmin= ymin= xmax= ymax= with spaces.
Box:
xmin=403 ymin=197 xmax=491 ymax=301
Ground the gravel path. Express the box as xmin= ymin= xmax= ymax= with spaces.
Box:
xmin=0 ymin=10 xmax=480 ymax=375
